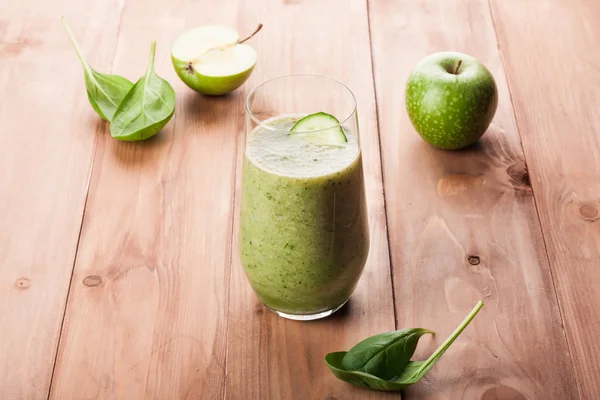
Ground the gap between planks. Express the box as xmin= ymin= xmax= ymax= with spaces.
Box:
xmin=365 ymin=0 xmax=398 ymax=330
xmin=45 ymin=7 xmax=127 ymax=399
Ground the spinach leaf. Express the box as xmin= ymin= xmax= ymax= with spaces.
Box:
xmin=325 ymin=300 xmax=484 ymax=392
xmin=111 ymin=41 xmax=176 ymax=141
xmin=341 ymin=328 xmax=433 ymax=380
xmin=61 ymin=18 xmax=133 ymax=121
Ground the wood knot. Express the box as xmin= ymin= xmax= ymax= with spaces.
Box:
xmin=579 ymin=203 xmax=599 ymax=222
xmin=324 ymin=396 xmax=339 ymax=400
xmin=254 ymin=303 xmax=264 ymax=315
xmin=83 ymin=275 xmax=102 ymax=287
xmin=468 ymin=255 xmax=481 ymax=265
xmin=506 ymin=164 xmax=531 ymax=188
xmin=15 ymin=277 xmax=30 ymax=289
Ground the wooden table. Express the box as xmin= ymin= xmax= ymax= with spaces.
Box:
xmin=2 ymin=0 xmax=599 ymax=398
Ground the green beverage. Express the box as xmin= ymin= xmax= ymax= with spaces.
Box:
xmin=240 ymin=113 xmax=369 ymax=319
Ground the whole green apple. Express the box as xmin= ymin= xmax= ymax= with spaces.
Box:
xmin=405 ymin=52 xmax=498 ymax=150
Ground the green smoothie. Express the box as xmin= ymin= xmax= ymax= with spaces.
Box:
xmin=240 ymin=114 xmax=369 ymax=315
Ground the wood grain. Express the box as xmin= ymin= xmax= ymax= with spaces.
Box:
xmin=490 ymin=1 xmax=600 ymax=398
xmin=368 ymin=0 xmax=578 ymax=398
xmin=49 ymin=1 xmax=243 ymax=398
xmin=0 ymin=4 xmax=120 ymax=399
xmin=224 ymin=0 xmax=396 ymax=399
xmin=3 ymin=0 xmax=596 ymax=398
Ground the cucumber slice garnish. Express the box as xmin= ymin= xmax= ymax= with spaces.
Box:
xmin=289 ymin=112 xmax=347 ymax=145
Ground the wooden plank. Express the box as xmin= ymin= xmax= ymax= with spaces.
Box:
xmin=49 ymin=1 xmax=243 ymax=398
xmin=490 ymin=1 xmax=600 ymax=397
xmin=224 ymin=0 xmax=396 ymax=399
xmin=0 ymin=4 xmax=121 ymax=399
xmin=368 ymin=0 xmax=578 ymax=398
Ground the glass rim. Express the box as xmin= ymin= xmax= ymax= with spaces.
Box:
xmin=244 ymin=74 xmax=358 ymax=134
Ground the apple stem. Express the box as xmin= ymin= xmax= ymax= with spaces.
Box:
xmin=238 ymin=23 xmax=263 ymax=45
xmin=454 ymin=60 xmax=462 ymax=74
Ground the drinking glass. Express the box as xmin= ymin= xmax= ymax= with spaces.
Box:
xmin=239 ymin=74 xmax=369 ymax=320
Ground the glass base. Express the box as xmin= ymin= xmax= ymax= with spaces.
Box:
xmin=265 ymin=300 xmax=348 ymax=321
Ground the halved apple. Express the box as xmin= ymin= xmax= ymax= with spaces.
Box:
xmin=171 ymin=25 xmax=258 ymax=96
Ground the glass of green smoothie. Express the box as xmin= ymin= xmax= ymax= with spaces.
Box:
xmin=240 ymin=74 xmax=369 ymax=320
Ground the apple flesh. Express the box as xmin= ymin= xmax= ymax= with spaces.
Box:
xmin=171 ymin=25 xmax=257 ymax=95
xmin=405 ymin=52 xmax=498 ymax=150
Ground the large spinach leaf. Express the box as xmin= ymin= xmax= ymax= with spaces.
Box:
xmin=325 ymin=300 xmax=484 ymax=391
xmin=111 ymin=41 xmax=175 ymax=141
